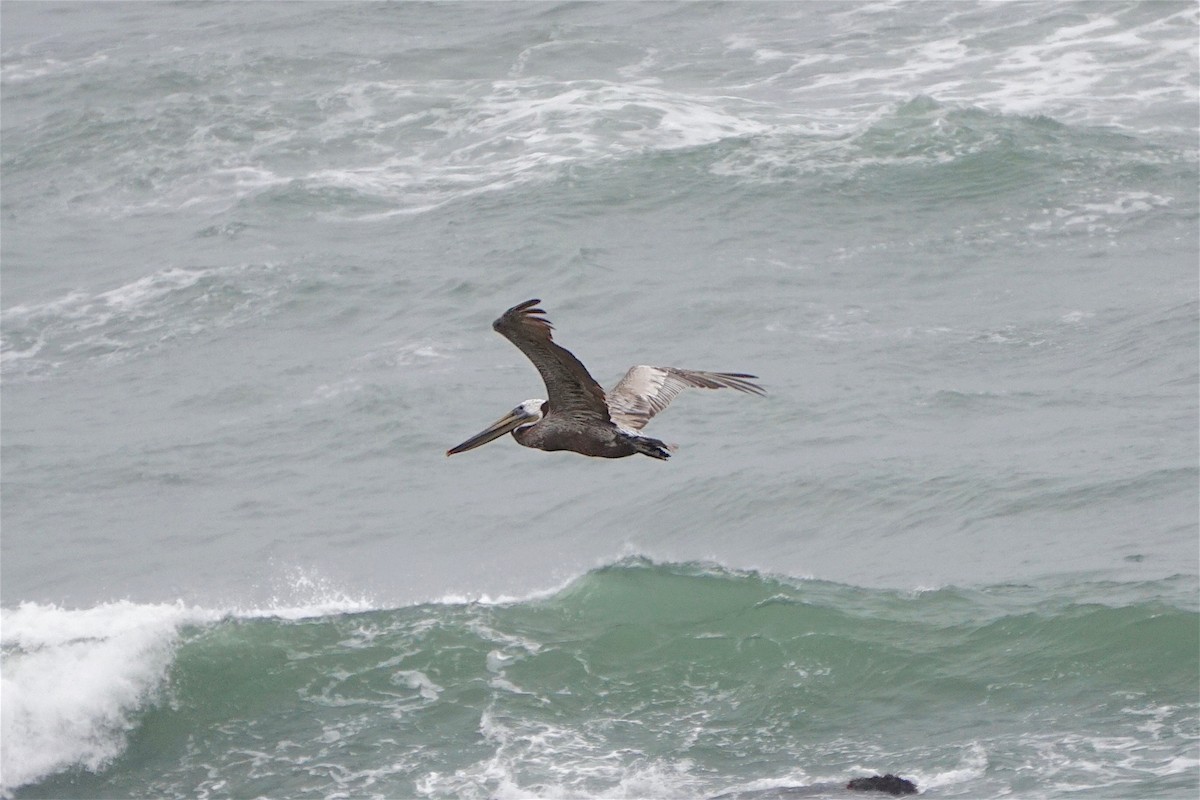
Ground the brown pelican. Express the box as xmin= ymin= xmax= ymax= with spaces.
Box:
xmin=447 ymin=299 xmax=764 ymax=460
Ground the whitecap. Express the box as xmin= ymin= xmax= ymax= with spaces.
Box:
xmin=0 ymin=600 xmax=217 ymax=795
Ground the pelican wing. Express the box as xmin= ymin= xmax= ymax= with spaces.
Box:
xmin=492 ymin=299 xmax=612 ymax=424
xmin=607 ymin=365 xmax=765 ymax=431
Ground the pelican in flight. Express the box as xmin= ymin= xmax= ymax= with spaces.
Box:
xmin=447 ymin=299 xmax=764 ymax=460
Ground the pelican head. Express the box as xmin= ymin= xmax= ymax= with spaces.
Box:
xmin=446 ymin=398 xmax=545 ymax=456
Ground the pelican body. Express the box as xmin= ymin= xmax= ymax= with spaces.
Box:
xmin=447 ymin=300 xmax=764 ymax=460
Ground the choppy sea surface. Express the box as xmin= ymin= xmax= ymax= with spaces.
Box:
xmin=2 ymin=2 xmax=1197 ymax=798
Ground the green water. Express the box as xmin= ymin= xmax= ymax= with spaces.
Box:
xmin=15 ymin=560 xmax=1197 ymax=799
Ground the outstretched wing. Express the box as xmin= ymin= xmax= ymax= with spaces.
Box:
xmin=606 ymin=366 xmax=765 ymax=431
xmin=492 ymin=299 xmax=611 ymax=424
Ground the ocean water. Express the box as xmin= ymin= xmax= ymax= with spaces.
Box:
xmin=1 ymin=2 xmax=1197 ymax=798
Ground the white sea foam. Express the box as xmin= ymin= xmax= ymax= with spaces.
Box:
xmin=15 ymin=2 xmax=1188 ymax=227
xmin=1022 ymin=725 xmax=1200 ymax=791
xmin=419 ymin=709 xmax=708 ymax=800
xmin=5 ymin=1 xmax=1191 ymax=231
xmin=351 ymin=339 xmax=457 ymax=371
xmin=0 ymin=601 xmax=217 ymax=796
xmin=713 ymin=5 xmax=1198 ymax=139
xmin=297 ymin=77 xmax=775 ymax=217
xmin=913 ymin=741 xmax=990 ymax=791
xmin=0 ymin=52 xmax=111 ymax=84
xmin=0 ymin=563 xmax=386 ymax=795
xmin=711 ymin=771 xmax=817 ymax=798
xmin=1 ymin=264 xmax=284 ymax=378
xmin=428 ymin=572 xmax=579 ymax=609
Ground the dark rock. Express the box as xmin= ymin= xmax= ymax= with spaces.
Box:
xmin=846 ymin=774 xmax=918 ymax=795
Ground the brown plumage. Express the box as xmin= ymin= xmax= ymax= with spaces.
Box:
xmin=447 ymin=299 xmax=764 ymax=460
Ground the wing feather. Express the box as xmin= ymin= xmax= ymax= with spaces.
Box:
xmin=607 ymin=365 xmax=765 ymax=431
xmin=492 ymin=300 xmax=611 ymax=424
